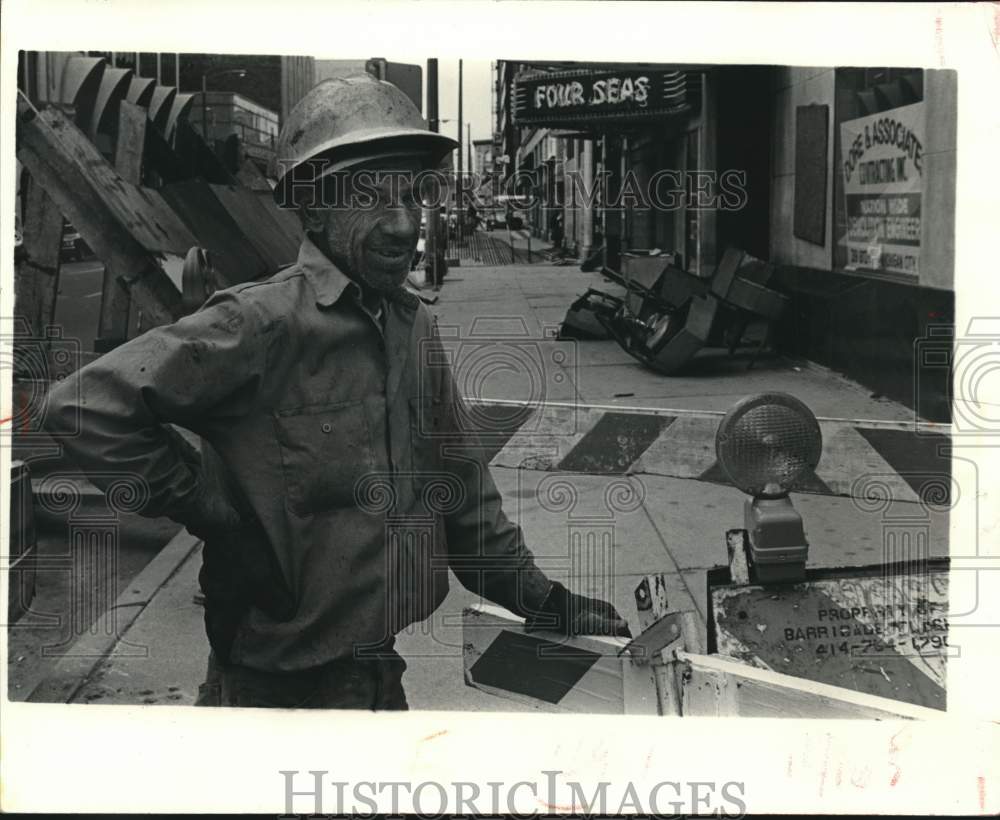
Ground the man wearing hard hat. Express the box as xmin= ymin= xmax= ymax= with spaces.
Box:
xmin=43 ymin=76 xmax=629 ymax=709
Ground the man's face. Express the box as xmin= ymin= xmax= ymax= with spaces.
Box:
xmin=317 ymin=158 xmax=424 ymax=292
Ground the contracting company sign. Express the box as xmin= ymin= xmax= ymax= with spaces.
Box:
xmin=840 ymin=101 xmax=925 ymax=277
xmin=512 ymin=68 xmax=699 ymax=126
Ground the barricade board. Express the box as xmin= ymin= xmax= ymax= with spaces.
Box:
xmin=709 ymin=560 xmax=949 ymax=710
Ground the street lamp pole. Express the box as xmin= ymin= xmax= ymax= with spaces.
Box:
xmin=457 ymin=58 xmax=463 ymax=247
xmin=426 ymin=58 xmax=442 ymax=288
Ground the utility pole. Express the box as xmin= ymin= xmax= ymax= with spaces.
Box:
xmin=426 ymin=58 xmax=442 ymax=288
xmin=457 ymin=58 xmax=463 ymax=247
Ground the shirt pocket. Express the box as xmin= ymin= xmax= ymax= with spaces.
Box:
xmin=274 ymin=400 xmax=375 ymax=517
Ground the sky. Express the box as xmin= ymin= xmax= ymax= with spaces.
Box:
xmin=433 ymin=59 xmax=494 ymax=146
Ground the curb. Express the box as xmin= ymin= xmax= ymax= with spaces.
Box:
xmin=26 ymin=529 xmax=202 ymax=704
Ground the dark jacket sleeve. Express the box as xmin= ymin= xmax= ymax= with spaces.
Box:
xmin=422 ymin=323 xmax=553 ymax=619
xmin=42 ymin=289 xmax=267 ymax=521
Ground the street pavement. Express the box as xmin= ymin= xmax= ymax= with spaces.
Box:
xmin=52 ymin=257 xmax=104 ymax=353
xmin=27 ymin=258 xmax=951 ymax=710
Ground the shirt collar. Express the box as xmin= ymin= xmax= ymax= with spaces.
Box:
xmin=297 ymin=236 xmax=358 ymax=308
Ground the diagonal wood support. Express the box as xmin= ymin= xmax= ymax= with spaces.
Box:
xmin=16 ymin=91 xmax=185 ymax=332
xmin=96 ymin=100 xmax=148 ymax=349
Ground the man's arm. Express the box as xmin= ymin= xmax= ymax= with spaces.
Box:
xmin=433 ymin=368 xmax=552 ymax=621
xmin=43 ymin=289 xmax=268 ymax=532
xmin=429 ymin=350 xmax=629 ymax=637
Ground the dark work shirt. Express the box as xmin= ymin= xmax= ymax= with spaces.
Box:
xmin=43 ymin=238 xmax=552 ymax=671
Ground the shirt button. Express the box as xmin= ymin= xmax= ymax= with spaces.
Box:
xmin=321 ymin=423 xmax=332 ymax=434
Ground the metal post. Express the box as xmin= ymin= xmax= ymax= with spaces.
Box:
xmin=426 ymin=59 xmax=441 ymax=288
xmin=580 ymin=138 xmax=594 ymax=261
xmin=156 ymin=53 xmax=162 ymax=84
xmin=457 ymin=59 xmax=463 ymax=250
xmin=175 ymin=53 xmax=180 ymax=88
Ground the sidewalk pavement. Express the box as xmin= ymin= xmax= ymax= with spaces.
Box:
xmin=428 ymin=261 xmax=917 ymax=421
xmin=36 ymin=261 xmax=949 ymax=710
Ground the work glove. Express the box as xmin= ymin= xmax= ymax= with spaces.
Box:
xmin=176 ymin=484 xmax=243 ymax=542
xmin=525 ymin=581 xmax=632 ymax=639
xmin=162 ymin=426 xmax=241 ymax=542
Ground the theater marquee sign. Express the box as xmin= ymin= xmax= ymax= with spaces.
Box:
xmin=512 ymin=68 xmax=700 ymax=126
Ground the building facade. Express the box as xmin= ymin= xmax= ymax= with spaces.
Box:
xmin=494 ymin=61 xmax=956 ymax=422
xmin=187 ymin=91 xmax=279 ymax=171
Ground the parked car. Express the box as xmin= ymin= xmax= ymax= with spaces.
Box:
xmin=60 ymin=221 xmax=92 ymax=262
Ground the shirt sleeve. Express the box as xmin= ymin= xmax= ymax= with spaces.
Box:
xmin=426 ymin=330 xmax=553 ymax=619
xmin=42 ymin=288 xmax=268 ymax=520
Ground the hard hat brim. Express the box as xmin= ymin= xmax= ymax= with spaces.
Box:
xmin=275 ymin=127 xmax=458 ymax=187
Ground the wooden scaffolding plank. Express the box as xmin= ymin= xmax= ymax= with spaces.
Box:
xmin=97 ymin=101 xmax=146 ymax=349
xmin=172 ymin=118 xmax=238 ymax=185
xmin=235 ymin=157 xmax=272 ymax=193
xmin=13 ymin=173 xmax=64 ymax=340
xmin=159 ymin=181 xmax=269 ymax=287
xmin=210 ymin=184 xmax=301 ymax=270
xmin=267 ymin=198 xmax=306 ymax=244
xmin=16 ymin=91 xmax=182 ymax=330
xmin=113 ymin=101 xmax=146 ymax=183
xmin=34 ymin=105 xmax=197 ymax=256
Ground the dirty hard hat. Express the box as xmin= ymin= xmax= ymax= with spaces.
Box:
xmin=273 ymin=75 xmax=457 ymax=207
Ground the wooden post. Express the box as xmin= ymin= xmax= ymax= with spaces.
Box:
xmin=13 ymin=173 xmax=64 ymax=341
xmin=95 ymin=101 xmax=146 ymax=351
xmin=113 ymin=101 xmax=146 ymax=183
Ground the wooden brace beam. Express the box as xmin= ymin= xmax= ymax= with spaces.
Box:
xmin=16 ymin=91 xmax=182 ymax=331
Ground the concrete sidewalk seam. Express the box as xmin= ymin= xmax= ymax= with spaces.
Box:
xmin=25 ymin=529 xmax=201 ymax=704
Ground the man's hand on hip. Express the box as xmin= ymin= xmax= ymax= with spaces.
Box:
xmin=176 ymin=482 xmax=243 ymax=541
